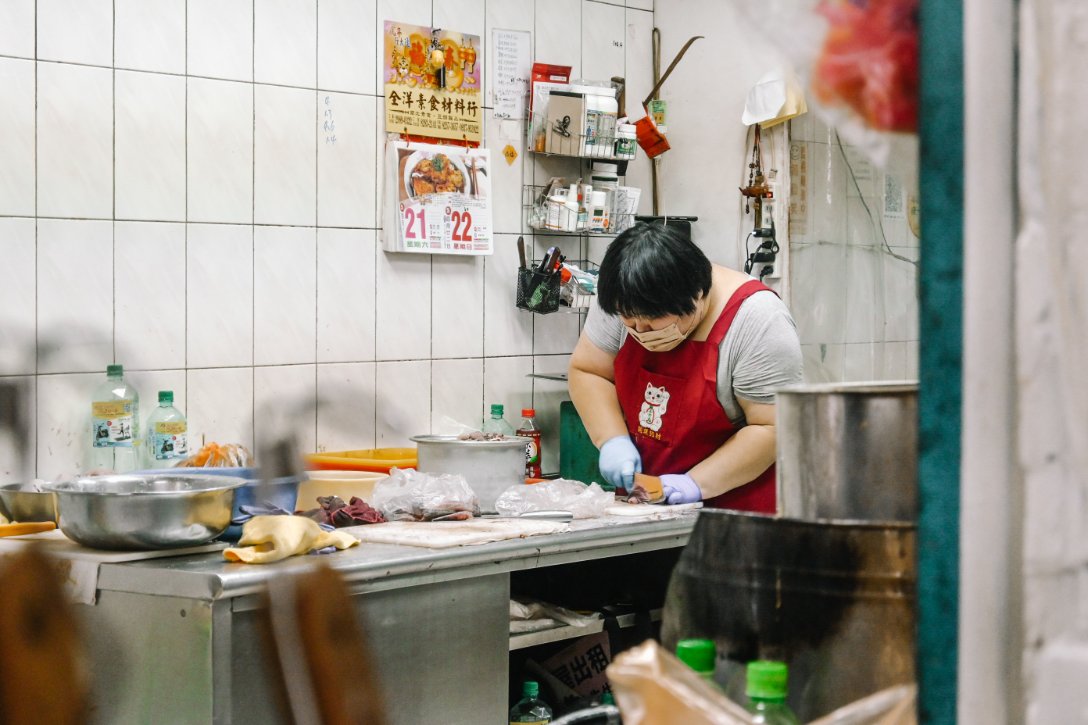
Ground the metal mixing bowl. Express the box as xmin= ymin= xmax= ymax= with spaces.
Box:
xmin=0 ymin=482 xmax=58 ymax=523
xmin=44 ymin=474 xmax=243 ymax=550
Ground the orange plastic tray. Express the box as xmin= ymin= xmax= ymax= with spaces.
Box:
xmin=305 ymin=448 xmax=417 ymax=473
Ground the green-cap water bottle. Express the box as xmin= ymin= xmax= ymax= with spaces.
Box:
xmin=747 ymin=660 xmax=800 ymax=725
xmin=676 ymin=638 xmax=717 ymax=684
xmin=509 ymin=680 xmax=552 ymax=724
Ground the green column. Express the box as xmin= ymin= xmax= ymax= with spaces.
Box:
xmin=919 ymin=0 xmax=963 ymax=722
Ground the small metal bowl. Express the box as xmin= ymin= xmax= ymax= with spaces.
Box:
xmin=0 ymin=482 xmax=58 ymax=523
xmin=44 ymin=474 xmax=244 ymax=550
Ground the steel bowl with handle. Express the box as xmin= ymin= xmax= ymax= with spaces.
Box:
xmin=0 ymin=482 xmax=59 ymax=523
xmin=44 ymin=473 xmax=244 ymax=550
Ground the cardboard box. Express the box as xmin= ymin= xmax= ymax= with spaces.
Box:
xmin=545 ymin=91 xmax=585 ymax=155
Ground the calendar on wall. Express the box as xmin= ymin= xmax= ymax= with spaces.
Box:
xmin=382 ymin=140 xmax=493 ymax=255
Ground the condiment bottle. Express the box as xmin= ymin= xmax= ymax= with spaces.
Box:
xmin=516 ymin=408 xmax=543 ymax=478
xmin=509 ymin=680 xmax=552 ymax=724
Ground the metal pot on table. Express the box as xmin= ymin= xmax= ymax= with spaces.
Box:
xmin=411 ymin=435 xmax=530 ymax=512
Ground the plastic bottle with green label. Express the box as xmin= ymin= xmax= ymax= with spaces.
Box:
xmin=145 ymin=390 xmax=188 ymax=468
xmin=89 ymin=364 xmax=140 ymax=473
xmin=509 ymin=680 xmax=552 ymax=724
xmin=747 ymin=660 xmax=800 ymax=725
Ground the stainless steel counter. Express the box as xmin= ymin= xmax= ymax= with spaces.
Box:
xmin=80 ymin=513 xmax=697 ymax=725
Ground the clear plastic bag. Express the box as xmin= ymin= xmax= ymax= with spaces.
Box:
xmin=370 ymin=467 xmax=480 ymax=521
xmin=494 ymin=479 xmax=615 ymax=519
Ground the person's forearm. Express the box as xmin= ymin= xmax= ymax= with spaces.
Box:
xmin=567 ymin=368 xmax=629 ymax=447
xmin=686 ymin=424 xmax=777 ymax=498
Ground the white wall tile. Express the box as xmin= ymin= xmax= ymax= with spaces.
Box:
xmin=375 ymin=360 xmax=430 ymax=445
xmin=255 ymin=0 xmax=317 ymax=88
xmin=115 ymin=0 xmax=185 ymax=74
xmin=375 ymin=0 xmax=432 ymax=95
xmin=187 ymin=78 xmax=254 ymax=224
xmin=581 ymin=1 xmax=625 ymax=82
xmin=0 ymin=58 xmax=35 ymax=217
xmin=801 ymin=342 xmax=843 ymax=383
xmin=318 ymin=0 xmax=377 ymax=95
xmin=808 ymin=141 xmax=848 ymax=244
xmin=626 ymin=0 xmax=652 ymax=11
xmin=186 ymin=366 xmax=254 ymax=452
xmin=317 ymin=228 xmax=376 ymax=362
xmin=0 ymin=219 xmax=36 ymax=375
xmin=318 ymin=92 xmax=377 ymax=228
xmin=254 ymin=226 xmax=317 ymax=365
xmin=482 ymin=356 xmax=533 ymax=429
xmin=880 ymin=341 xmax=908 ymax=381
xmin=37 ymin=63 xmax=113 ymax=219
xmin=375 ymin=102 xmax=389 ymax=234
xmin=254 ymin=364 xmax=317 ymax=456
xmin=316 ymin=362 xmax=376 ymax=451
xmin=187 ymin=224 xmax=253 ymax=368
xmin=537 ymin=0 xmax=582 ymax=80
xmin=789 ymin=242 xmax=847 ymax=345
xmin=843 ymin=248 xmax=882 ymax=344
xmin=376 ymin=252 xmax=431 ymax=360
xmin=532 ymin=354 xmax=571 ymax=474
xmin=116 ymin=71 xmax=186 ymax=222
xmin=0 ymin=376 xmax=35 ymax=483
xmin=842 ymin=342 xmax=875 ymax=382
xmin=255 ymin=85 xmax=317 ymax=226
xmin=486 ymin=113 xmax=525 ymax=234
xmin=188 ymin=0 xmax=253 ymax=82
xmin=905 ymin=340 xmax=919 ymax=379
xmin=37 ymin=0 xmax=112 ymax=66
xmin=36 ymin=372 xmax=98 ymax=479
xmin=432 ymin=256 xmax=484 ymax=358
xmin=0 ymin=0 xmax=35 ymax=58
xmin=37 ymin=220 xmax=113 ymax=374
xmin=484 ymin=234 xmax=534 ymax=357
xmin=114 ymin=222 xmax=186 ymax=371
xmin=622 ymin=8 xmax=654 ymax=212
xmin=534 ymin=308 xmax=582 ymax=355
xmin=431 ymin=358 xmax=484 ymax=433
xmin=883 ymin=249 xmax=920 ymax=342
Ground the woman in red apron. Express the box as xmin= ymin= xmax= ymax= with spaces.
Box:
xmin=568 ymin=223 xmax=801 ymax=513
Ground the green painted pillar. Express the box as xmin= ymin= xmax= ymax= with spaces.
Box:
xmin=918 ymin=0 xmax=963 ymax=722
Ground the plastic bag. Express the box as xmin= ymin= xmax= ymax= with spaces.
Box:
xmin=369 ymin=467 xmax=480 ymax=521
xmin=607 ymin=640 xmax=917 ymax=725
xmin=494 ymin=479 xmax=614 ymax=519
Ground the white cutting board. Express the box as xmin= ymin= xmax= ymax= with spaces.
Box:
xmin=347 ymin=519 xmax=569 ymax=548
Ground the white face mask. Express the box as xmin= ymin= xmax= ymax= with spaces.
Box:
xmin=624 ymin=297 xmax=707 ymax=352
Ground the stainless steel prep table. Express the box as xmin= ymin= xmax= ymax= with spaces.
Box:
xmin=78 ymin=513 xmax=697 ymax=724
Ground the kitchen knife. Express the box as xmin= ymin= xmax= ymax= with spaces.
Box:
xmin=517 ymin=236 xmax=528 ymax=270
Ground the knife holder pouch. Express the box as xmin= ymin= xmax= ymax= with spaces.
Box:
xmin=516 ymin=267 xmax=561 ymax=314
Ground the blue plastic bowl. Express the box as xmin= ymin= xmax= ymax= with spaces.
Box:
xmin=133 ymin=468 xmax=301 ymax=541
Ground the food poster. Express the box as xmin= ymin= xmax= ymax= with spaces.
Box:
xmin=383 ymin=140 xmax=493 ymax=255
xmin=384 ymin=22 xmax=482 ymax=143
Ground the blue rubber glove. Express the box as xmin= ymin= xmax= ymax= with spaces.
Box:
xmin=598 ymin=435 xmax=642 ymax=490
xmin=661 ymin=474 xmax=702 ymax=505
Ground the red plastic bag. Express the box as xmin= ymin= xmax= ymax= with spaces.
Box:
xmin=812 ymin=0 xmax=918 ymax=133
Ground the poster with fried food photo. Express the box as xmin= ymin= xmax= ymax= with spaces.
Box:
xmin=383 ymin=140 xmax=492 ymax=255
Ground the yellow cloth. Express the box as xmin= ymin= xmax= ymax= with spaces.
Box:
xmin=223 ymin=515 xmax=359 ymax=564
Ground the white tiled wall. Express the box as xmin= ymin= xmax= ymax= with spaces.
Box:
xmin=788 ymin=112 xmax=920 ymax=383
xmin=0 ymin=0 xmax=655 ymax=481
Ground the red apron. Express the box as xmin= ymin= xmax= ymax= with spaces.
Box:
xmin=614 ymin=280 xmax=776 ymax=512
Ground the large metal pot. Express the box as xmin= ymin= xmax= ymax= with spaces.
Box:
xmin=411 ymin=435 xmax=529 ymax=512
xmin=44 ymin=473 xmax=243 ymax=550
xmin=776 ymin=381 xmax=917 ymax=522
xmin=661 ymin=509 xmax=916 ymax=721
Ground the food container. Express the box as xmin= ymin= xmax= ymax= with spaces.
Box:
xmin=411 ymin=435 xmax=531 ymax=512
xmin=295 ymin=470 xmax=388 ymax=511
xmin=44 ymin=473 xmax=243 ymax=550
xmin=0 ymin=482 xmax=58 ymax=523
xmin=776 ymin=381 xmax=918 ymax=522
xmin=305 ymin=448 xmax=417 ymax=473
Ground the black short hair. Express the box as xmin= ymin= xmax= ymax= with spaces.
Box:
xmin=597 ymin=222 xmax=712 ymax=318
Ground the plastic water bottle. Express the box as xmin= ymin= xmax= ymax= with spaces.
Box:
xmin=516 ymin=408 xmax=543 ymax=478
xmin=145 ymin=390 xmax=188 ymax=468
xmin=509 ymin=680 xmax=552 ymax=724
xmin=89 ymin=364 xmax=140 ymax=473
xmin=676 ymin=638 xmax=717 ymax=685
xmin=482 ymin=403 xmax=515 ymax=436
xmin=747 ymin=660 xmax=800 ymax=725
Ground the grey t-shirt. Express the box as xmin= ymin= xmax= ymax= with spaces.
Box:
xmin=582 ymin=290 xmax=804 ymax=425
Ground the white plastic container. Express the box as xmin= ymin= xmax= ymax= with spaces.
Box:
xmin=615 ymin=123 xmax=637 ymax=159
xmin=571 ymin=82 xmax=618 ymax=157
xmin=588 ymin=190 xmax=610 ymax=232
